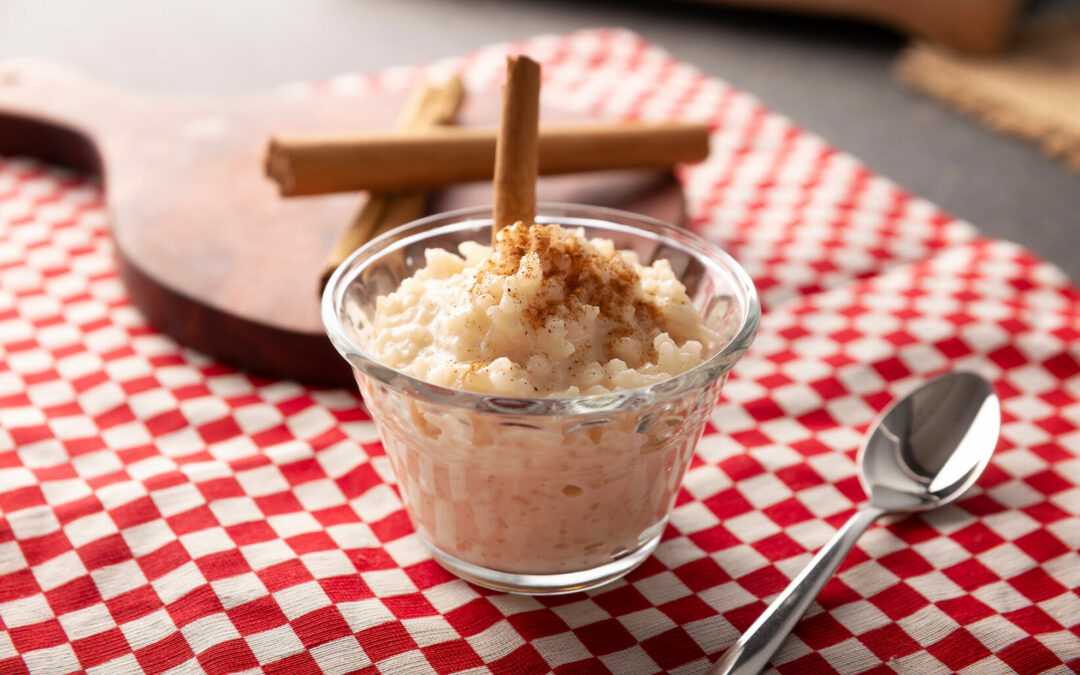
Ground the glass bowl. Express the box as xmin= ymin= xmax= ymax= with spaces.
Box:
xmin=322 ymin=204 xmax=759 ymax=594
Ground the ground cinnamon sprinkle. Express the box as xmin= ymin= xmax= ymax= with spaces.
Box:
xmin=471 ymin=222 xmax=664 ymax=363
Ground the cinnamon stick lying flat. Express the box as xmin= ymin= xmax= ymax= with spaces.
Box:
xmin=318 ymin=76 xmax=464 ymax=290
xmin=266 ymin=122 xmax=709 ymax=197
xmin=493 ymin=55 xmax=541 ymax=235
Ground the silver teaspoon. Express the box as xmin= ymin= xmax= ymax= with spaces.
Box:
xmin=709 ymin=371 xmax=1000 ymax=675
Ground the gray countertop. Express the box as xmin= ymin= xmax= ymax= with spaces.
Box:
xmin=3 ymin=0 xmax=1076 ymax=279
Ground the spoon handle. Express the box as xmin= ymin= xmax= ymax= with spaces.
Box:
xmin=708 ymin=504 xmax=886 ymax=675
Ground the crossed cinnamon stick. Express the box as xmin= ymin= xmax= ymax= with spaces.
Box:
xmin=271 ymin=57 xmax=709 ymax=290
xmin=267 ymin=122 xmax=709 ymax=197
xmin=314 ymin=76 xmax=464 ymax=289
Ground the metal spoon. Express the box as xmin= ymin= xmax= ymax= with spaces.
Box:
xmin=709 ymin=371 xmax=1000 ymax=675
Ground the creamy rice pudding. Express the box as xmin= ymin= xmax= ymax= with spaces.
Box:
xmin=365 ymin=222 xmax=716 ymax=396
xmin=354 ymin=222 xmax=724 ymax=576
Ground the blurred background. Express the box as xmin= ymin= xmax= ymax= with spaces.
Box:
xmin=2 ymin=0 xmax=1077 ymax=277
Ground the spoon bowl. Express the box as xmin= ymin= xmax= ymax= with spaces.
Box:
xmin=860 ymin=371 xmax=1000 ymax=512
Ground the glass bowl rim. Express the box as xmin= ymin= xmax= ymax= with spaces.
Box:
xmin=321 ymin=202 xmax=760 ymax=416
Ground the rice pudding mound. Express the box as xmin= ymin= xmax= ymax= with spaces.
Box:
xmin=366 ymin=221 xmax=716 ymax=396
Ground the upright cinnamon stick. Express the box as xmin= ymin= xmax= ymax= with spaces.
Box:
xmin=318 ymin=76 xmax=464 ymax=290
xmin=492 ymin=55 xmax=541 ymax=240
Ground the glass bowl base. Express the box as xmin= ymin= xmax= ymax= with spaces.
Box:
xmin=420 ymin=523 xmax=665 ymax=595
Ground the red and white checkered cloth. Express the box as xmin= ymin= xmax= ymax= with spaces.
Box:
xmin=1 ymin=29 xmax=1078 ymax=675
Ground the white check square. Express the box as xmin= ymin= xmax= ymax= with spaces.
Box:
xmin=58 ymin=602 xmax=116 ymax=641
xmin=8 ymin=505 xmax=61 ymax=539
xmin=315 ymin=442 xmax=366 ymax=479
xmin=151 ymin=561 xmax=207 ymax=605
xmin=208 ymin=437 xmax=259 ymax=463
xmin=599 ymin=646 xmax=661 ymax=675
xmin=338 ymin=599 xmax=396 ymax=633
xmin=180 ymin=613 xmax=241 ymax=653
xmin=633 ymin=571 xmax=692 ymax=606
xmin=465 ymin=621 xmax=524 ymax=662
xmin=326 ymin=522 xmax=380 ymax=550
xmin=724 ymin=511 xmax=781 ymax=544
xmin=210 ymin=572 xmax=268 ymax=610
xmin=118 ymin=607 xmax=177 ymax=650
xmin=373 ymin=650 xmax=436 ymax=674
xmin=533 ymin=632 xmax=591 ymax=667
xmin=239 ymin=540 xmax=294 ymax=572
xmin=0 ymin=541 xmax=27 ymax=575
xmin=736 ymin=473 xmax=792 ymax=510
xmin=349 ymin=484 xmax=402 ymax=523
xmin=32 ymin=549 xmax=86 ymax=592
xmin=209 ymin=497 xmax=262 ymax=527
xmin=617 ymin=607 xmax=676 ymax=642
xmin=310 ymin=636 xmax=371 ymax=675
xmin=0 ymin=629 xmax=14 ymax=659
xmin=90 ymin=560 xmax=148 ymax=601
xmin=267 ymin=512 xmax=321 ymax=539
xmin=70 ymin=450 xmax=124 ymax=479
xmin=977 ymin=542 xmax=1037 ymax=580
xmin=22 ymin=643 xmax=80 ymax=675
xmin=0 ymin=594 xmax=54 ymax=628
xmin=150 ymin=483 xmax=205 ymax=518
xmin=420 ymin=581 xmax=480 ymax=616
xmin=121 ymin=519 xmax=175 ymax=558
xmin=235 ymin=464 xmax=289 ymax=497
xmin=294 ymin=479 xmax=347 ymax=512
xmin=272 ymin=580 xmax=332 ymax=621
xmin=383 ymin=534 xmax=430 ymax=568
xmin=360 ymin=568 xmax=417 ymax=597
xmin=17 ymin=439 xmax=68 ymax=469
xmin=653 ymin=536 xmax=707 ymax=570
xmin=400 ymin=615 xmax=456 ymax=648
xmin=245 ymin=624 xmax=305 ymax=665
xmin=300 ymin=549 xmax=356 ymax=579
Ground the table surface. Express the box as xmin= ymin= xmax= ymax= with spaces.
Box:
xmin=1 ymin=18 xmax=1078 ymax=675
xmin=2 ymin=0 xmax=1077 ymax=281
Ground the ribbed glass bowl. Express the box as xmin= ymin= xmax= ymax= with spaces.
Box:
xmin=322 ymin=204 xmax=759 ymax=594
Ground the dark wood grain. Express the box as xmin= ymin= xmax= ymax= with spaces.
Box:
xmin=0 ymin=61 xmax=686 ymax=386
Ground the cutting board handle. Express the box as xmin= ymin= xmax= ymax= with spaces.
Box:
xmin=0 ymin=60 xmax=119 ymax=172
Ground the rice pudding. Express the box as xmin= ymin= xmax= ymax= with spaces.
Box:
xmin=355 ymin=222 xmax=724 ymax=576
xmin=365 ymin=222 xmax=716 ymax=396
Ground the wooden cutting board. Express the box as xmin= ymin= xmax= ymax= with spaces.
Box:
xmin=0 ymin=60 xmax=685 ymax=387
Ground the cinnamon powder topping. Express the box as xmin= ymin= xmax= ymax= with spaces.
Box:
xmin=470 ymin=222 xmax=664 ymax=364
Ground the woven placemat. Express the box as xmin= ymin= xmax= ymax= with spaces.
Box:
xmin=896 ymin=13 xmax=1080 ymax=171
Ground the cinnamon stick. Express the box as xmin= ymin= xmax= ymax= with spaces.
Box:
xmin=266 ymin=122 xmax=709 ymax=197
xmin=493 ymin=55 xmax=541 ymax=236
xmin=318 ymin=76 xmax=464 ymax=290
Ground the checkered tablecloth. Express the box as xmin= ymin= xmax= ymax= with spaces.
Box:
xmin=1 ymin=29 xmax=1078 ymax=675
